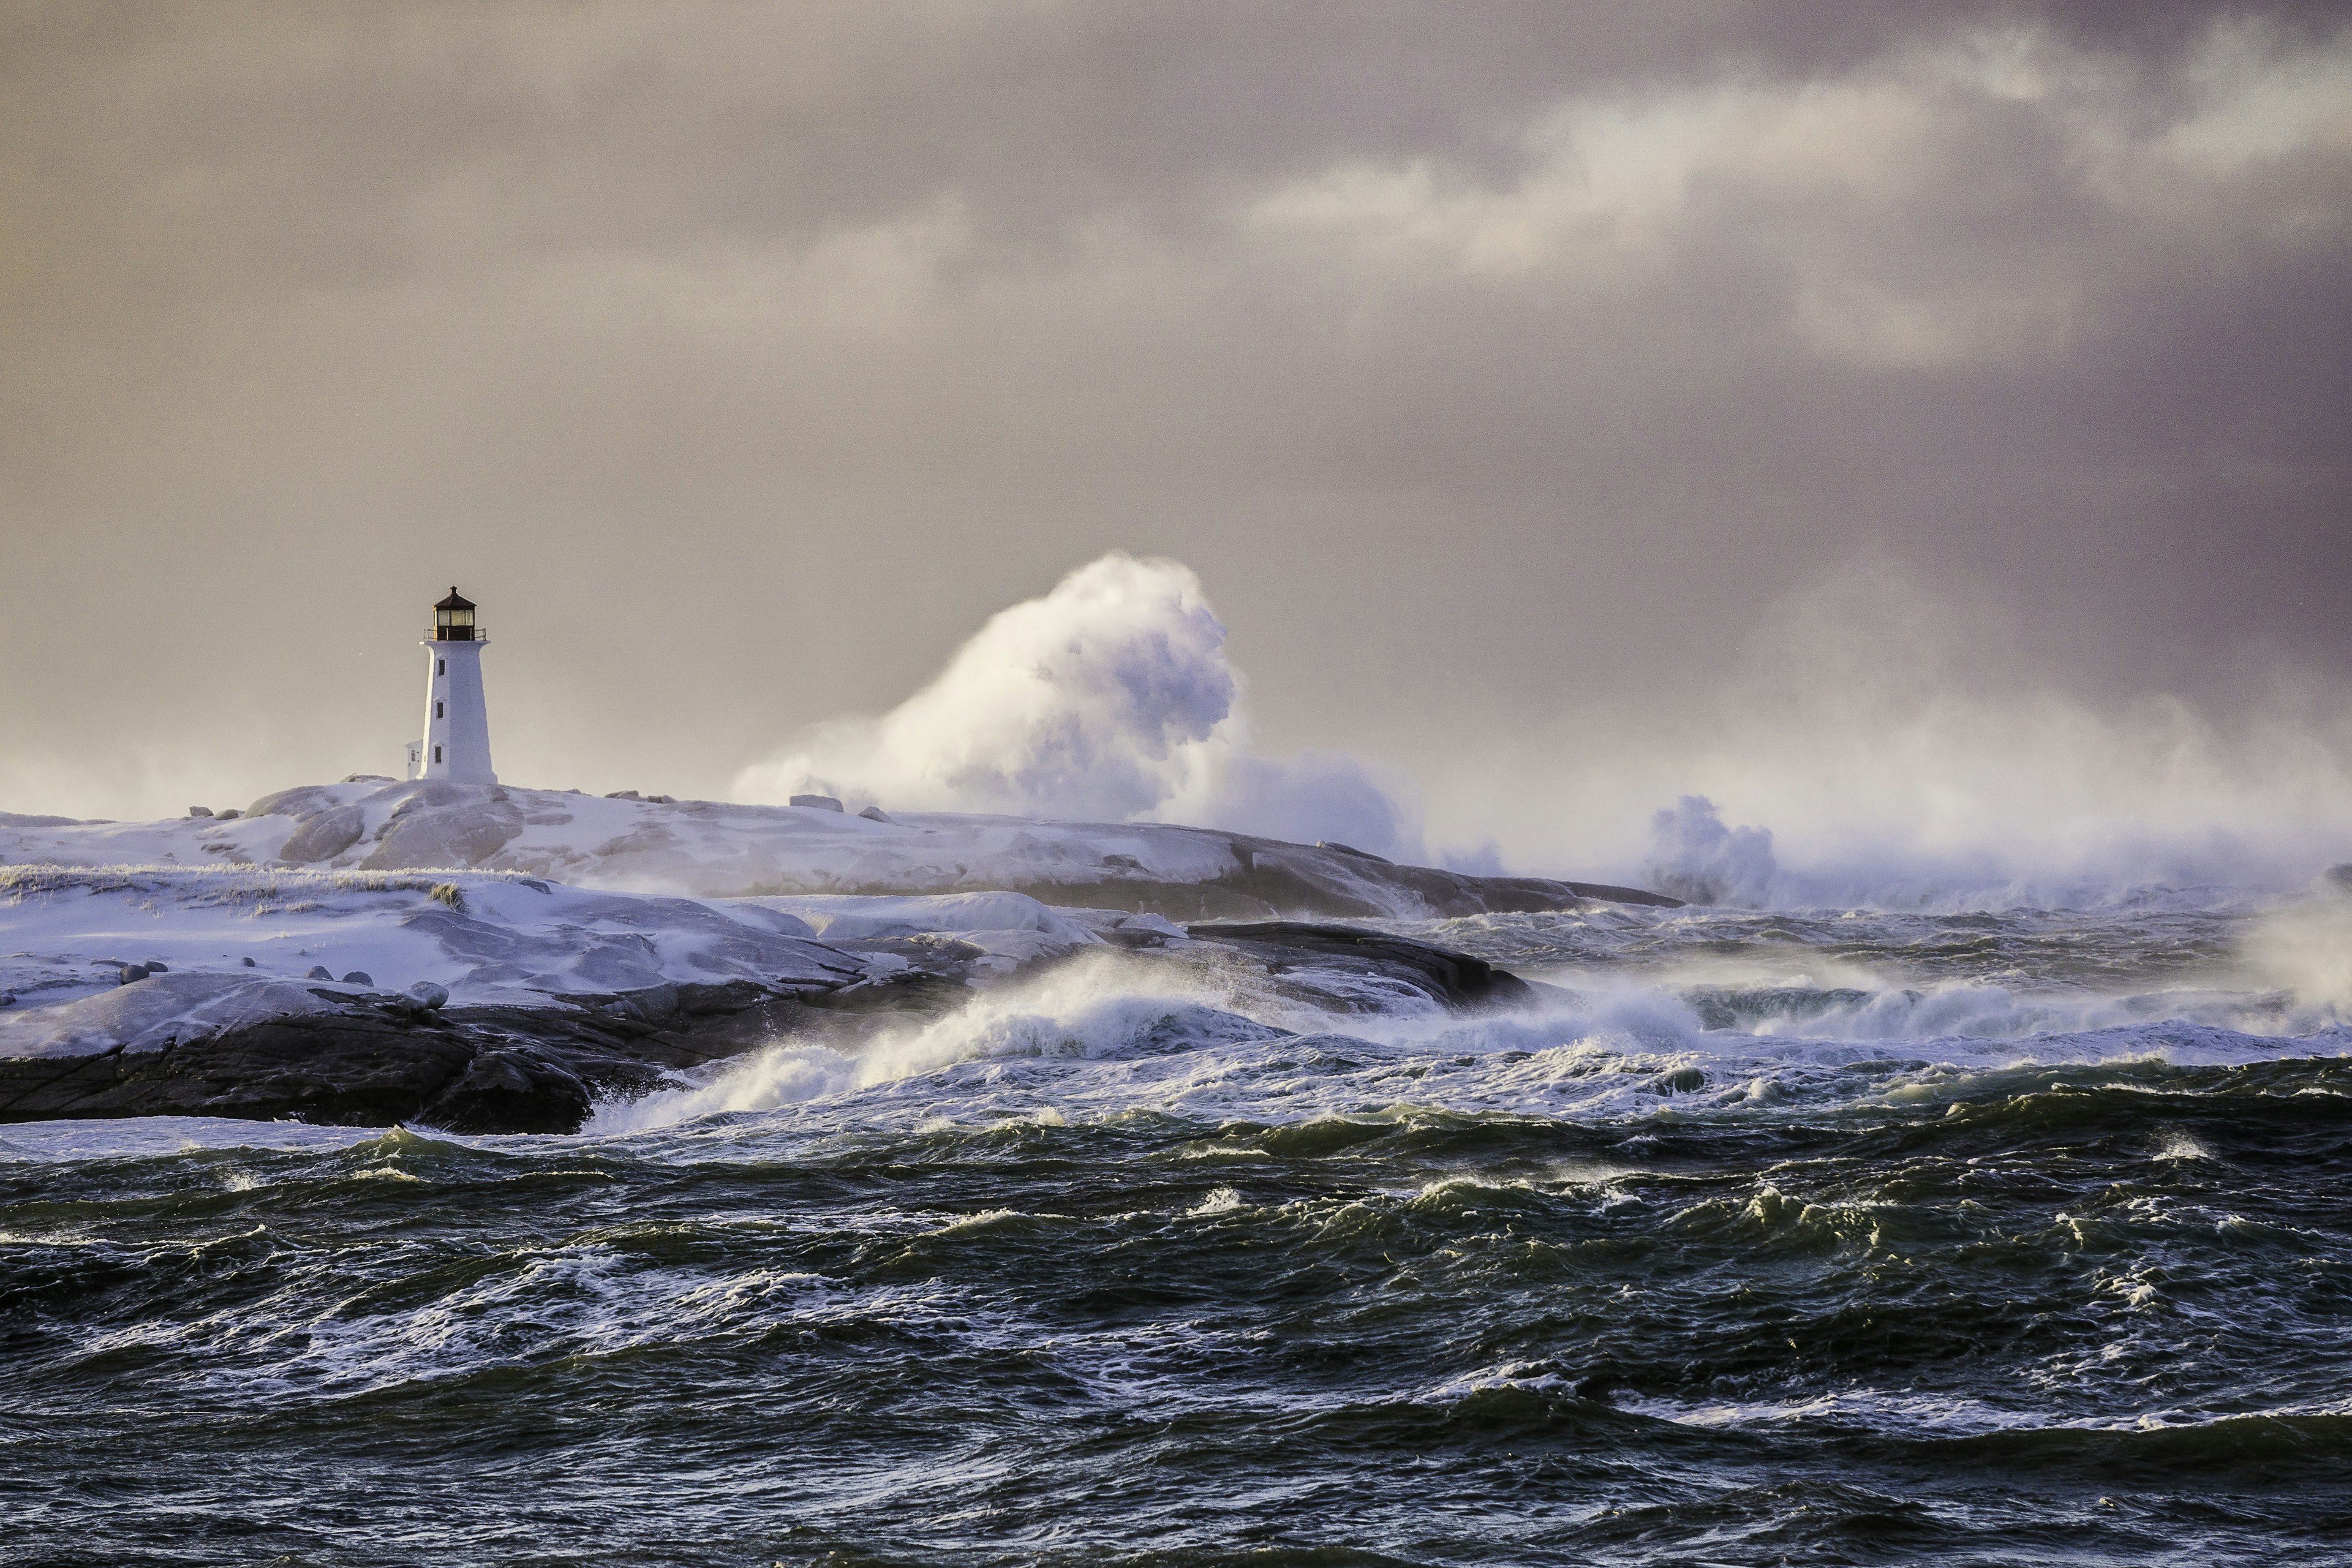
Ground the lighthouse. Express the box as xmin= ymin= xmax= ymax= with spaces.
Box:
xmin=418 ymin=587 xmax=497 ymax=784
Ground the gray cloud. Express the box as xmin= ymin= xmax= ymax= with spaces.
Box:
xmin=2 ymin=2 xmax=2347 ymax=872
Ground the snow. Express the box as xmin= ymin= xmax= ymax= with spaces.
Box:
xmin=0 ymin=777 xmax=1614 ymax=1064
xmin=757 ymin=891 xmax=1091 ymax=942
xmin=753 ymin=891 xmax=1107 ymax=972
xmin=4 ymin=777 xmax=1638 ymax=925
xmin=0 ymin=785 xmax=1247 ymax=898
xmin=0 ymin=866 xmax=1109 ymax=1060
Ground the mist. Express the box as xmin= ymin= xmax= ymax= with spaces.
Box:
xmin=1414 ymin=557 xmax=2352 ymax=901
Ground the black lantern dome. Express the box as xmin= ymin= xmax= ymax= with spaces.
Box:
xmin=431 ymin=587 xmax=479 ymax=641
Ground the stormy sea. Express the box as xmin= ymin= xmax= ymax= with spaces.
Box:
xmin=7 ymin=888 xmax=2348 ymax=1567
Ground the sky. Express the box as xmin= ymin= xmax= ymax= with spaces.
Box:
xmin=4 ymin=2 xmax=2350 ymax=884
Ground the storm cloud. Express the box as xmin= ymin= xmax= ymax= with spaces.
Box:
xmin=3 ymin=2 xmax=2347 ymax=878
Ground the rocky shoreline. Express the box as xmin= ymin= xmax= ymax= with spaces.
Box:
xmin=0 ymin=921 xmax=1547 ymax=1134
xmin=1 ymin=785 xmax=1679 ymax=1134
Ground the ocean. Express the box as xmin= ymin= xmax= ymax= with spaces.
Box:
xmin=6 ymin=892 xmax=2350 ymax=1566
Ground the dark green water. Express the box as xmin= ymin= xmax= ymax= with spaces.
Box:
xmin=6 ymin=899 xmax=2351 ymax=1566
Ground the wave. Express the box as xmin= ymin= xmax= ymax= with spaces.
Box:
xmin=590 ymin=928 xmax=2352 ymax=1136
xmin=589 ymin=949 xmax=1293 ymax=1133
xmin=732 ymin=552 xmax=1420 ymax=858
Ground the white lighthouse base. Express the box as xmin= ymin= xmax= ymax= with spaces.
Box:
xmin=419 ymin=639 xmax=497 ymax=785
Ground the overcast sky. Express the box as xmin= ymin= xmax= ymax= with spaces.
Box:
xmin=4 ymin=2 xmax=2348 ymax=868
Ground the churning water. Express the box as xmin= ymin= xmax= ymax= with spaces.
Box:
xmin=6 ymin=892 xmax=2351 ymax=1565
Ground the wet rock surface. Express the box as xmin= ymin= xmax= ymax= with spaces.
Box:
xmin=0 ymin=979 xmax=885 ymax=1135
xmin=1011 ymin=837 xmax=1679 ymax=921
xmin=1184 ymin=921 xmax=1537 ymax=1011
xmin=0 ymin=923 xmax=1545 ymax=1133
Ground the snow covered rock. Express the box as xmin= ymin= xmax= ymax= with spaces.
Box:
xmin=0 ymin=864 xmax=1561 ymax=1132
xmin=278 ymin=804 xmax=366 ymax=863
xmin=358 ymin=782 xmax=524 ymax=870
xmin=2 ymin=780 xmax=1678 ymax=918
xmin=1 ymin=973 xmax=339 ymax=1059
xmin=0 ymin=867 xmax=871 ymax=1060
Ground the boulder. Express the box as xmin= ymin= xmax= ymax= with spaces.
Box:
xmin=404 ymin=981 xmax=450 ymax=1010
xmin=341 ymin=971 xmax=374 ymax=987
xmin=277 ymin=803 xmax=366 ymax=864
xmin=859 ymin=805 xmax=895 ymax=824
xmin=188 ymin=806 xmax=213 ymax=818
xmin=306 ymin=965 xmax=333 ymax=980
xmin=1185 ymin=921 xmax=1536 ymax=1012
xmin=790 ymin=794 xmax=844 ymax=812
xmin=1098 ymin=911 xmax=1185 ymax=949
xmin=119 ymin=965 xmax=149 ymax=983
xmin=358 ymin=783 xmax=524 ymax=870
xmin=217 ymin=809 xmax=242 ymax=821
xmin=246 ymin=784 xmax=347 ymax=821
xmin=592 ymin=823 xmax=681 ymax=859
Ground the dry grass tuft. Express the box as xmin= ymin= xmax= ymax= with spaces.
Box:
xmin=0 ymin=864 xmax=530 ymax=908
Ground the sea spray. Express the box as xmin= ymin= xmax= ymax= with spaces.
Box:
xmin=734 ymin=552 xmax=1421 ymax=858
xmin=594 ymin=947 xmax=1292 ymax=1133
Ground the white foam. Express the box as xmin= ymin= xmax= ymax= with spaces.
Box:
xmin=593 ymin=948 xmax=1289 ymax=1133
xmin=1614 ymin=1387 xmax=2352 ymax=1438
xmin=587 ymin=929 xmax=2352 ymax=1138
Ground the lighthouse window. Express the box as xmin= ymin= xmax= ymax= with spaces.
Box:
xmin=437 ymin=658 xmax=446 ymax=676
xmin=435 ymin=700 xmax=445 ymax=718
xmin=433 ymin=745 xmax=443 ymax=764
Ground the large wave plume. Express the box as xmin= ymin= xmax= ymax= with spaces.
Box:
xmin=734 ymin=552 xmax=1418 ymax=857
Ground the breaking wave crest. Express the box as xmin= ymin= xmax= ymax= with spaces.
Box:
xmin=597 ymin=891 xmax=2351 ymax=1139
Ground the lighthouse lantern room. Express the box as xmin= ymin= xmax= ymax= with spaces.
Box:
xmin=418 ymin=587 xmax=497 ymax=783
xmin=432 ymin=590 xmax=480 ymax=641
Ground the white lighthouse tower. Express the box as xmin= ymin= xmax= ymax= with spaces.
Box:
xmin=418 ymin=587 xmax=497 ymax=784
